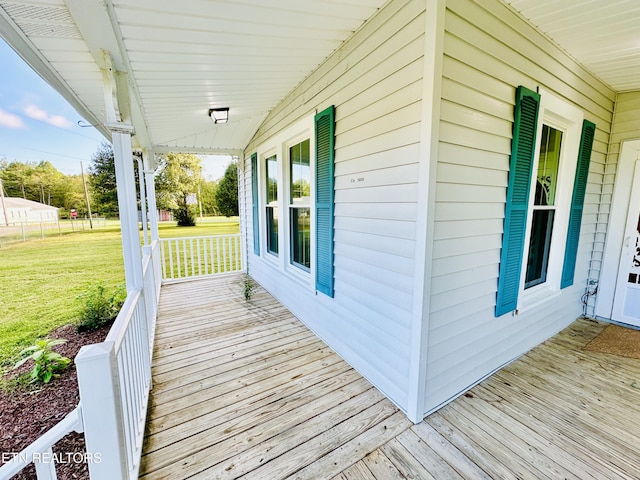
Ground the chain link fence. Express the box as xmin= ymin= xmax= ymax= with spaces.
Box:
xmin=0 ymin=218 xmax=108 ymax=247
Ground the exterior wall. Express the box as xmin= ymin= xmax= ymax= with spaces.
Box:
xmin=594 ymin=91 xmax=640 ymax=318
xmin=243 ymin=0 xmax=426 ymax=412
xmin=0 ymin=198 xmax=59 ymax=224
xmin=423 ymin=0 xmax=616 ymax=414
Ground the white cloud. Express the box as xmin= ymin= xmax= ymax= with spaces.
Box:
xmin=0 ymin=109 xmax=25 ymax=128
xmin=24 ymin=104 xmax=72 ymax=128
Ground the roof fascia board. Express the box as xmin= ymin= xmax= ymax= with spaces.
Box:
xmin=152 ymin=146 xmax=244 ymax=157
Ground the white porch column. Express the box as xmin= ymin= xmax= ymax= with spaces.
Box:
xmin=136 ymin=155 xmax=149 ymax=246
xmin=143 ymin=151 xmax=160 ymax=241
xmin=111 ymin=125 xmax=144 ymax=292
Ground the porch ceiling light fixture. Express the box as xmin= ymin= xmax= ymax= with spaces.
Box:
xmin=208 ymin=107 xmax=229 ymax=124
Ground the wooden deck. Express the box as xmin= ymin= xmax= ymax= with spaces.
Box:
xmin=140 ymin=275 xmax=640 ymax=479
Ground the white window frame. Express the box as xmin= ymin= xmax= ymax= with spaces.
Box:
xmin=257 ymin=114 xmax=316 ymax=290
xmin=518 ymin=89 xmax=584 ymax=310
xmin=257 ymin=147 xmax=280 ymax=267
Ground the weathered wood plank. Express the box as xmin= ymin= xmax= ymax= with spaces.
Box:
xmin=379 ymin=438 xmax=438 ymax=480
xmin=142 ymin=380 xmax=380 ymax=478
xmin=143 ymin=276 xmax=640 ymax=480
xmin=396 ymin=429 xmax=464 ymax=479
xmin=338 ymin=462 xmax=377 ymax=480
xmin=288 ymin=411 xmax=412 ymax=480
xmin=197 ymin=390 xmax=389 ymax=479
xmin=411 ymin=422 xmax=492 ymax=480
xmin=151 ymin=340 xmax=326 ymax=405
xmin=360 ymin=449 xmax=404 ymax=480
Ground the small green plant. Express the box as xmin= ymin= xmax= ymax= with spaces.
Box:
xmin=76 ymin=282 xmax=127 ymax=332
xmin=14 ymin=338 xmax=71 ymax=384
xmin=242 ymin=273 xmax=255 ymax=301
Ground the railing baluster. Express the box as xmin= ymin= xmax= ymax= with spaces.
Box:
xmin=168 ymin=240 xmax=175 ymax=279
xmin=182 ymin=239 xmax=188 ymax=277
xmin=160 ymin=240 xmax=167 ymax=279
xmin=216 ymin=236 xmax=222 ymax=274
xmin=223 ymin=237 xmax=228 ymax=273
xmin=33 ymin=446 xmax=56 ymax=479
xmin=197 ymin=237 xmax=202 ymax=276
xmin=158 ymin=234 xmax=243 ymax=281
xmin=203 ymin=236 xmax=209 ymax=275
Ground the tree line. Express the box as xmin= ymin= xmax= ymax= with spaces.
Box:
xmin=0 ymin=143 xmax=238 ymax=225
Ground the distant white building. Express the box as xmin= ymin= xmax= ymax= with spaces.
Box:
xmin=0 ymin=197 xmax=59 ymax=224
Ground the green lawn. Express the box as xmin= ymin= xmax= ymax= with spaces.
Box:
xmin=0 ymin=217 xmax=239 ymax=365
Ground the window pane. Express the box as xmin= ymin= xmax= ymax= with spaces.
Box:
xmin=525 ymin=210 xmax=555 ymax=288
xmin=534 ymin=125 xmax=562 ymax=206
xmin=266 ymin=206 xmax=278 ymax=254
xmin=266 ymin=155 xmax=277 ymax=204
xmin=291 ymin=207 xmax=311 ymax=270
xmin=290 ymin=139 xmax=310 ymax=204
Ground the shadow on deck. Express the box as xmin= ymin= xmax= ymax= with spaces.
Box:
xmin=140 ymin=274 xmax=640 ymax=479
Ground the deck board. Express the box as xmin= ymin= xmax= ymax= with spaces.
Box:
xmin=140 ymin=275 xmax=640 ymax=479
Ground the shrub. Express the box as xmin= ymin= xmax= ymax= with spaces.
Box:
xmin=175 ymin=204 xmax=197 ymax=227
xmin=14 ymin=338 xmax=71 ymax=384
xmin=77 ymin=282 xmax=126 ymax=332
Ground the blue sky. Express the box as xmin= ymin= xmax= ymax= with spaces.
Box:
xmin=0 ymin=38 xmax=229 ymax=179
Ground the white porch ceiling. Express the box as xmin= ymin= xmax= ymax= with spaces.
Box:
xmin=0 ymin=0 xmax=386 ymax=154
xmin=504 ymin=0 xmax=640 ymax=93
xmin=0 ymin=0 xmax=638 ymax=156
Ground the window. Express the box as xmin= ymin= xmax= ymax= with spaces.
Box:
xmin=254 ymin=106 xmax=335 ymax=297
xmin=525 ymin=125 xmax=562 ymax=288
xmin=495 ymin=86 xmax=595 ymax=316
xmin=289 ymin=139 xmax=311 ymax=270
xmin=265 ymin=154 xmax=278 ymax=255
xmin=250 ymin=153 xmax=259 ymax=255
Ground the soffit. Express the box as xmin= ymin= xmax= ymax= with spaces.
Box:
xmin=504 ymin=0 xmax=640 ymax=92
xmin=0 ymin=0 xmax=386 ymax=153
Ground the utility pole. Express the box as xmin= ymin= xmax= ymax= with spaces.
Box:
xmin=0 ymin=177 xmax=8 ymax=227
xmin=80 ymin=161 xmax=93 ymax=229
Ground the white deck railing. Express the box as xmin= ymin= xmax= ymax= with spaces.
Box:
xmin=0 ymin=240 xmax=162 ymax=480
xmin=160 ymin=233 xmax=243 ymax=280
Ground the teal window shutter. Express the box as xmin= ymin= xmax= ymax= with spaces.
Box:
xmin=495 ymin=86 xmax=541 ymax=316
xmin=250 ymin=152 xmax=260 ymax=255
xmin=315 ymin=106 xmax=335 ymax=297
xmin=560 ymin=120 xmax=596 ymax=288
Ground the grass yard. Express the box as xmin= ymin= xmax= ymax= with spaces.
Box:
xmin=0 ymin=217 xmax=239 ymax=365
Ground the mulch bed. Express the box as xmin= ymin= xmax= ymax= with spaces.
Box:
xmin=0 ymin=323 xmax=111 ymax=480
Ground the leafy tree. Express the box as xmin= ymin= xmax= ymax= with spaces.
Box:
xmin=61 ymin=175 xmax=88 ymax=217
xmin=0 ymin=160 xmax=77 ymax=211
xmin=31 ymin=161 xmax=66 ymax=206
xmin=199 ymin=180 xmax=218 ymax=216
xmin=215 ymin=162 xmax=239 ymax=217
xmin=155 ymin=153 xmax=203 ymax=226
xmin=0 ymin=161 xmax=33 ymax=198
xmin=88 ymin=142 xmax=119 ymax=217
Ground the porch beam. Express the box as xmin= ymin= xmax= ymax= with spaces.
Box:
xmin=152 ymin=146 xmax=245 ymax=157
xmin=64 ymin=0 xmax=153 ymax=150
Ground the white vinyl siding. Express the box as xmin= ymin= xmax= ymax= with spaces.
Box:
xmin=590 ymin=91 xmax=640 ymax=314
xmin=424 ymin=0 xmax=615 ymax=414
xmin=244 ymin=0 xmax=425 ymax=411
